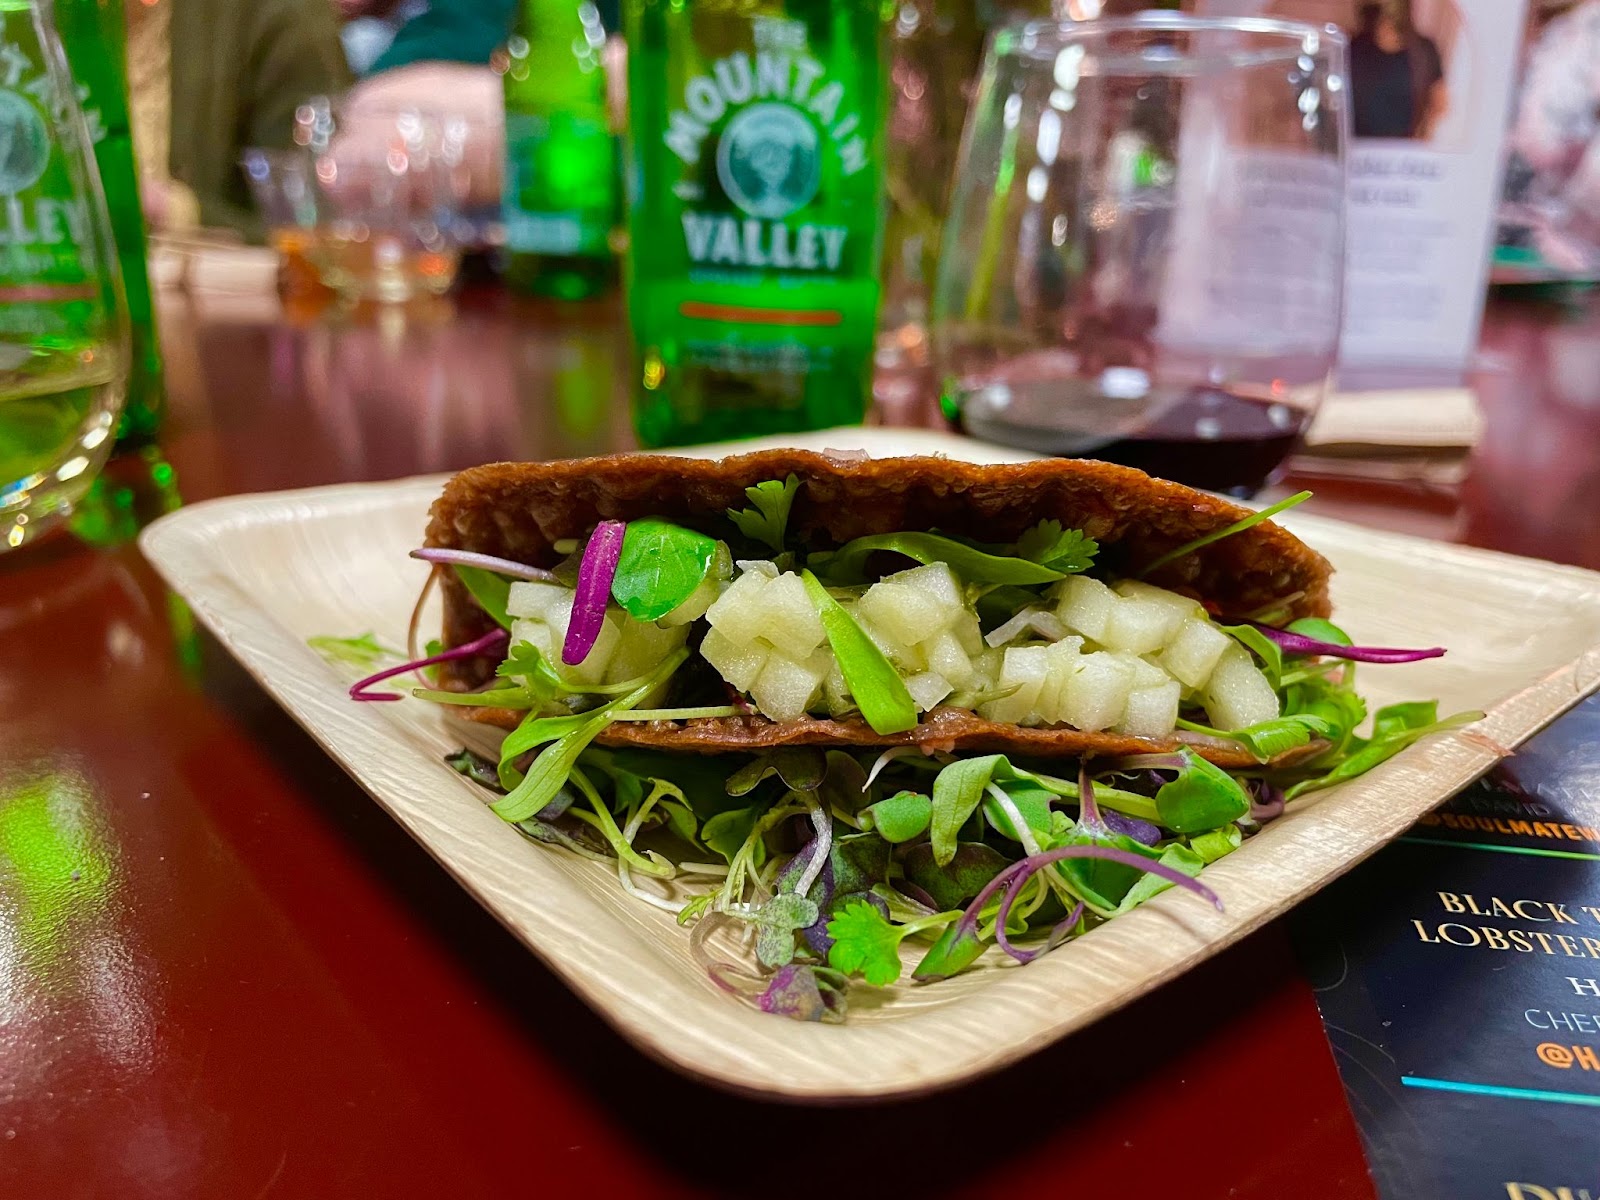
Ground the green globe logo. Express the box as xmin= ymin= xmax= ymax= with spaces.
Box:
xmin=0 ymin=90 xmax=49 ymax=194
xmin=716 ymin=103 xmax=820 ymax=220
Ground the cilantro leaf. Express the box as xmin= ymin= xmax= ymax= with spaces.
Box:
xmin=307 ymin=631 xmax=398 ymax=668
xmin=727 ymin=475 xmax=799 ymax=553
xmin=495 ymin=639 xmax=568 ymax=699
xmin=826 ymin=899 xmax=906 ymax=986
xmin=1015 ymin=520 xmax=1098 ymax=574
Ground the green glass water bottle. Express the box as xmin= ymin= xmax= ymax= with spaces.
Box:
xmin=502 ymin=0 xmax=620 ymax=299
xmin=54 ymin=0 xmax=164 ymax=443
xmin=623 ymin=0 xmax=889 ymax=448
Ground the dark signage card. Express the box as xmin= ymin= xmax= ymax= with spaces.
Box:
xmin=1296 ymin=693 xmax=1600 ymax=1200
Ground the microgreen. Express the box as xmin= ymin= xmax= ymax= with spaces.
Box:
xmin=801 ymin=569 xmax=917 ymax=735
xmin=815 ymin=531 xmax=1072 ymax=587
xmin=1014 ymin=520 xmax=1099 ymax=574
xmin=727 ymin=475 xmax=799 ymax=552
xmin=902 ymin=842 xmax=1009 ymax=911
xmin=857 ymin=790 xmax=932 ymax=842
xmin=308 ymin=631 xmax=397 ymax=668
xmin=726 ymin=747 xmax=828 ymax=796
xmin=1153 ymin=748 xmax=1252 ymax=833
xmin=1176 ymin=713 xmax=1333 ymax=762
xmin=444 ymin=748 xmax=503 ymax=791
xmin=1218 ymin=623 xmax=1285 ymax=686
xmin=453 ymin=563 xmax=515 ymax=630
xmin=930 ymin=754 xmax=1011 ymax=865
xmin=495 ymin=639 xmax=568 ymax=698
xmin=982 ymin=780 xmax=1054 ymax=844
xmin=1283 ymin=702 xmax=1482 ymax=800
xmin=1286 ymin=617 xmax=1352 ymax=646
xmin=702 ymin=805 xmax=762 ymax=864
xmin=1135 ymin=490 xmax=1312 ymax=579
xmin=827 ymin=900 xmax=957 ymax=987
xmin=758 ymin=964 xmax=847 ymax=1022
xmin=611 ymin=518 xmax=721 ymax=621
xmin=753 ymin=892 xmax=821 ymax=968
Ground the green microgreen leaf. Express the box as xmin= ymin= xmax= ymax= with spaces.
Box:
xmin=444 ymin=748 xmax=503 ymax=791
xmin=801 ymin=569 xmax=917 ymax=736
xmin=726 ymin=747 xmax=829 ymax=796
xmin=308 ymin=631 xmax=398 ymax=668
xmin=929 ymin=754 xmax=1010 ymax=865
xmin=726 ymin=475 xmax=799 ymax=553
xmin=453 ymin=564 xmax=514 ymax=630
xmin=1014 ymin=520 xmax=1099 ymax=574
xmin=815 ymin=531 xmax=1070 ymax=586
xmin=826 ymin=900 xmax=907 ymax=986
xmin=754 ymin=892 xmax=821 ymax=969
xmin=1175 ymin=713 xmax=1333 ymax=762
xmin=610 ymin=518 xmax=721 ymax=621
xmin=702 ymin=805 xmax=762 ymax=864
xmin=911 ymin=919 xmax=987 ymax=981
xmin=495 ymin=639 xmax=569 ymax=698
xmin=1154 ymin=748 xmax=1252 ymax=833
xmin=982 ymin=781 xmax=1054 ymax=843
xmin=1136 ymin=490 xmax=1313 ymax=579
xmin=1286 ymin=617 xmax=1352 ymax=646
xmin=857 ymin=790 xmax=932 ymax=843
xmin=1114 ymin=842 xmax=1206 ymax=913
xmin=1282 ymin=702 xmax=1481 ymax=801
xmin=1190 ymin=824 xmax=1243 ymax=864
xmin=902 ymin=842 xmax=1010 ymax=911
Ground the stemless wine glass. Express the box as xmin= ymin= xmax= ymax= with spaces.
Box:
xmin=0 ymin=0 xmax=130 ymax=551
xmin=932 ymin=13 xmax=1347 ymax=496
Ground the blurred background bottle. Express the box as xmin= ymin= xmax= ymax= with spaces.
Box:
xmin=623 ymin=0 xmax=888 ymax=447
xmin=53 ymin=0 xmax=164 ymax=443
xmin=502 ymin=0 xmax=620 ymax=299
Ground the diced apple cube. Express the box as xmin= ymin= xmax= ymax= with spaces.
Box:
xmin=951 ymin=610 xmax=985 ymax=656
xmin=1060 ymin=650 xmax=1136 ymax=733
xmin=1114 ymin=580 xmax=1202 ymax=629
xmin=507 ymin=581 xmax=571 ymax=620
xmin=1203 ymin=643 xmax=1281 ymax=731
xmin=1035 ymin=637 xmax=1084 ymax=724
xmin=1102 ymin=594 xmax=1180 ymax=656
xmin=508 ymin=617 xmax=555 ymax=667
xmin=1118 ymin=680 xmax=1182 ymax=739
xmin=884 ymin=562 xmax=964 ymax=619
xmin=750 ymin=650 xmax=829 ymax=723
xmin=704 ymin=570 xmax=771 ymax=646
xmin=859 ymin=578 xmax=952 ymax=649
xmin=1123 ymin=653 xmax=1170 ymax=690
xmin=756 ymin=571 xmax=826 ymax=657
xmin=924 ymin=631 xmax=976 ymax=687
xmin=700 ymin=627 xmax=771 ymax=692
xmin=1054 ymin=575 xmax=1116 ymax=642
xmin=1160 ymin=617 xmax=1233 ymax=689
xmin=978 ymin=646 xmax=1050 ymax=725
xmin=905 ymin=671 xmax=953 ymax=713
xmin=605 ymin=617 xmax=689 ymax=685
xmin=660 ymin=571 xmax=724 ymax=627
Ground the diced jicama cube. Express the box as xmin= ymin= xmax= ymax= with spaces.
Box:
xmin=1123 ymin=653 xmax=1170 ymax=691
xmin=951 ymin=610 xmax=985 ymax=657
xmin=1054 ymin=575 xmax=1116 ymax=642
xmin=851 ymin=608 xmax=926 ymax=674
xmin=883 ymin=562 xmax=964 ymax=618
xmin=507 ymin=581 xmax=571 ymax=620
xmin=1160 ymin=617 xmax=1233 ymax=689
xmin=924 ymin=631 xmax=976 ymax=687
xmin=1118 ymin=680 xmax=1182 ymax=739
xmin=755 ymin=571 xmax=826 ymax=656
xmin=605 ymin=617 xmax=689 ymax=684
xmin=659 ymin=555 xmax=728 ymax=626
xmin=978 ymin=646 xmax=1050 ymax=724
xmin=1102 ymin=594 xmax=1181 ymax=656
xmin=823 ymin=658 xmax=853 ymax=716
xmin=750 ymin=650 xmax=830 ymax=723
xmin=1060 ymin=650 xmax=1136 ymax=733
xmin=905 ymin=671 xmax=953 ymax=713
xmin=1114 ymin=580 xmax=1202 ymax=630
xmin=508 ymin=617 xmax=556 ymax=668
xmin=859 ymin=577 xmax=953 ymax=648
xmin=704 ymin=570 xmax=772 ymax=646
xmin=1203 ymin=643 xmax=1280 ymax=730
xmin=543 ymin=595 xmax=620 ymax=685
xmin=700 ymin=627 xmax=771 ymax=691
xmin=1035 ymin=637 xmax=1085 ymax=723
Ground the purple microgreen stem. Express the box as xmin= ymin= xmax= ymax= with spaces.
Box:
xmin=410 ymin=546 xmax=561 ymax=582
xmin=349 ymin=627 xmax=508 ymax=701
xmin=1247 ymin=621 xmax=1446 ymax=664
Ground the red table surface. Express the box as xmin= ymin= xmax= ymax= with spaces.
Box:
xmin=3 ymin=282 xmax=1597 ymax=1199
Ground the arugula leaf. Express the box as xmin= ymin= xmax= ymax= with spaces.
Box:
xmin=454 ymin=564 xmax=514 ymax=630
xmin=929 ymin=754 xmax=1010 ymax=864
xmin=754 ymin=892 xmax=821 ymax=968
xmin=816 ymin=531 xmax=1069 ymax=586
xmin=1286 ymin=617 xmax=1352 ymax=646
xmin=1114 ymin=843 xmax=1205 ymax=913
xmin=1136 ymin=490 xmax=1313 ymax=579
xmin=308 ymin=631 xmax=397 ymax=668
xmin=801 ymin=570 xmax=917 ymax=735
xmin=1154 ymin=748 xmax=1252 ymax=833
xmin=1176 ymin=713 xmax=1333 ymax=762
xmin=902 ymin=842 xmax=1009 ymax=911
xmin=610 ymin=518 xmax=721 ymax=621
xmin=826 ymin=900 xmax=906 ymax=986
xmin=727 ymin=475 xmax=799 ymax=553
xmin=495 ymin=639 xmax=568 ymax=699
xmin=1015 ymin=520 xmax=1098 ymax=574
xmin=858 ymin=790 xmax=932 ymax=843
xmin=1218 ymin=623 xmax=1285 ymax=686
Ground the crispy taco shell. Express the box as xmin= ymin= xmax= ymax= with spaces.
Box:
xmin=424 ymin=451 xmax=1332 ymax=766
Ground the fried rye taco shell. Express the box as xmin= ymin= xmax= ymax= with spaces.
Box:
xmin=424 ymin=451 xmax=1333 ymax=769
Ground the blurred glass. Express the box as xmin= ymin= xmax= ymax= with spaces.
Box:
xmin=0 ymin=0 xmax=130 ymax=553
xmin=245 ymin=107 xmax=480 ymax=305
xmin=933 ymin=13 xmax=1347 ymax=497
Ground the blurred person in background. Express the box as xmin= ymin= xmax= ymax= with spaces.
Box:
xmin=132 ymin=0 xmax=351 ymax=239
xmin=1512 ymin=0 xmax=1600 ymax=261
xmin=1348 ymin=0 xmax=1448 ymax=140
xmin=338 ymin=0 xmax=429 ymax=76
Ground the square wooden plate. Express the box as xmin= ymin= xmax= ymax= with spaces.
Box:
xmin=140 ymin=430 xmax=1600 ymax=1100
